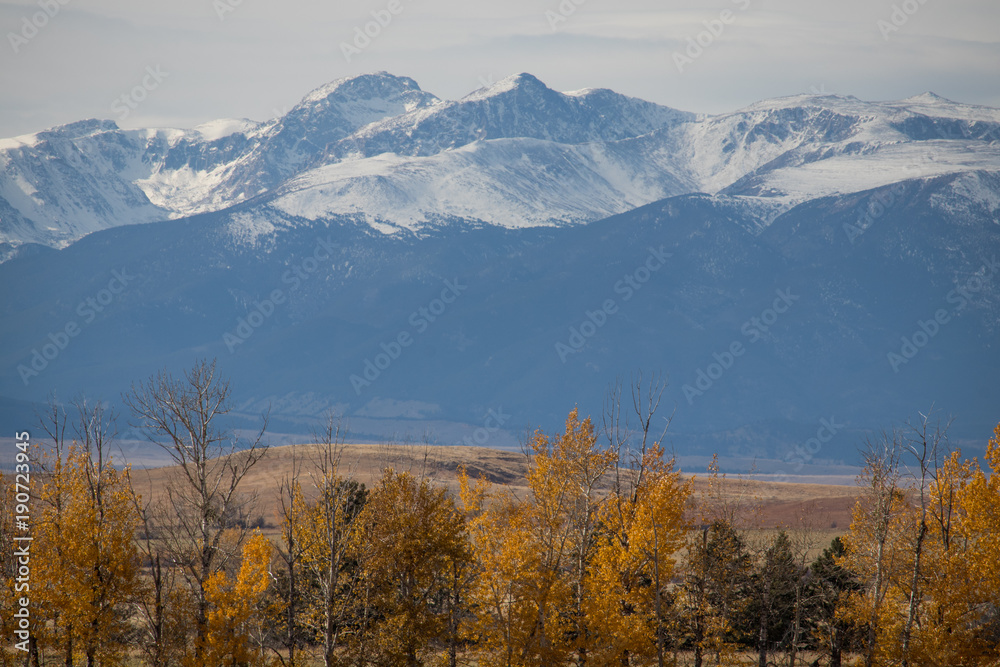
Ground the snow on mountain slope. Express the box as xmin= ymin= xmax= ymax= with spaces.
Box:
xmin=688 ymin=94 xmax=999 ymax=182
xmin=2 ymin=73 xmax=999 ymax=254
xmin=136 ymin=72 xmax=442 ymax=217
xmin=269 ymin=88 xmax=1000 ymax=232
xmin=930 ymin=170 xmax=1000 ymax=218
xmin=678 ymin=93 xmax=1000 ymax=204
xmin=269 ymin=136 xmax=693 ymax=230
xmin=724 ymin=140 xmax=1000 ymax=202
xmin=322 ymin=73 xmax=696 ymax=161
xmin=0 ymin=120 xmax=176 ymax=248
xmin=0 ymin=73 xmax=440 ymax=250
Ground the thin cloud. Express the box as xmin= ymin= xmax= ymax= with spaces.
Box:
xmin=1 ymin=0 xmax=997 ymax=136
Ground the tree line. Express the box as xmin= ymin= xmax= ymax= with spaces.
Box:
xmin=1 ymin=360 xmax=999 ymax=666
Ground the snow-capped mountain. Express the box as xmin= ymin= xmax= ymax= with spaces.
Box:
xmin=0 ymin=73 xmax=441 ymax=252
xmin=4 ymin=72 xmax=999 ymax=256
xmin=2 ymin=76 xmax=1000 ymax=456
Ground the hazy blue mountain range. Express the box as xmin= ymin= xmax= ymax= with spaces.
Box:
xmin=1 ymin=73 xmax=998 ymax=470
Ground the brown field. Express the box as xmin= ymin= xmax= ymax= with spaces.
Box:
xmin=130 ymin=442 xmax=861 ymax=551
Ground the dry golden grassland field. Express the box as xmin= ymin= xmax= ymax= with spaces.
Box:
xmin=131 ymin=442 xmax=862 ymax=554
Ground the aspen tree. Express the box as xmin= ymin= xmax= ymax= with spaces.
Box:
xmin=349 ymin=470 xmax=468 ymax=666
xmin=463 ymin=410 xmax=612 ymax=666
xmin=586 ymin=443 xmax=690 ymax=665
xmin=197 ymin=531 xmax=276 ymax=667
xmin=291 ymin=416 xmax=367 ymax=667
xmin=839 ymin=432 xmax=908 ymax=667
xmin=35 ymin=400 xmax=142 ymax=667
xmin=124 ymin=359 xmax=269 ymax=658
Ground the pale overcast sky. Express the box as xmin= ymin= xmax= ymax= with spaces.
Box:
xmin=1 ymin=0 xmax=998 ymax=137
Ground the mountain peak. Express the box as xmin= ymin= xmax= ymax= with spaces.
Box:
xmin=902 ymin=91 xmax=954 ymax=105
xmin=277 ymin=71 xmax=439 ymax=138
xmin=37 ymin=118 xmax=120 ymax=140
xmin=463 ymin=72 xmax=554 ymax=101
xmin=494 ymin=72 xmax=547 ymax=90
xmin=300 ymin=72 xmax=427 ymax=106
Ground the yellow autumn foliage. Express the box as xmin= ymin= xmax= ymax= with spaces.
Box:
xmin=194 ymin=530 xmax=276 ymax=667
xmin=34 ymin=443 xmax=142 ymax=666
xmin=841 ymin=422 xmax=1000 ymax=667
